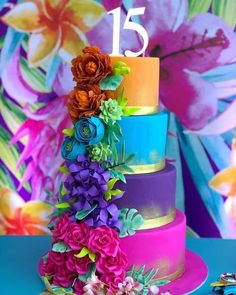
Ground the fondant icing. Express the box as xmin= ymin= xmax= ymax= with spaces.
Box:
xmin=117 ymin=112 xmax=168 ymax=173
xmin=116 ymin=164 xmax=176 ymax=228
xmin=110 ymin=56 xmax=159 ymax=112
xmin=119 ymin=210 xmax=186 ymax=280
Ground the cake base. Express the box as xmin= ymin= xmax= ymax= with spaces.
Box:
xmin=38 ymin=249 xmax=207 ymax=294
xmin=159 ymin=249 xmax=208 ymax=295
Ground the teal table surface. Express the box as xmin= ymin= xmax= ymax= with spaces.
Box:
xmin=0 ymin=237 xmax=236 ymax=295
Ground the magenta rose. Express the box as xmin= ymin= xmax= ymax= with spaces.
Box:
xmin=53 ymin=214 xmax=71 ymax=242
xmin=40 ymin=254 xmax=55 ymax=276
xmin=66 ymin=251 xmax=91 ymax=274
xmin=64 ymin=222 xmax=89 ymax=251
xmin=53 ymin=268 xmax=77 ymax=288
xmin=48 ymin=250 xmax=66 ymax=266
xmin=101 ymin=271 xmax=125 ymax=294
xmin=96 ymin=249 xmax=128 ymax=276
xmin=88 ymin=226 xmax=119 ymax=257
xmin=73 ymin=279 xmax=85 ymax=295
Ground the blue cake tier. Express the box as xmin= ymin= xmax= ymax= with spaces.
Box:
xmin=117 ymin=112 xmax=168 ymax=174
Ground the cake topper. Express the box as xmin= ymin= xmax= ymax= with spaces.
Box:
xmin=108 ymin=7 xmax=149 ymax=57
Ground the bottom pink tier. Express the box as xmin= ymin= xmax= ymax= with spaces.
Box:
xmin=120 ymin=209 xmax=186 ymax=280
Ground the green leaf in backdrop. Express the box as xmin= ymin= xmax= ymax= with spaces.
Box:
xmin=0 ymin=165 xmax=15 ymax=190
xmin=0 ymin=125 xmax=30 ymax=192
xmin=0 ymin=92 xmax=27 ymax=137
xmin=19 ymin=57 xmax=52 ymax=93
xmin=188 ymin=0 xmax=212 ymax=19
xmin=212 ymin=0 xmax=236 ymax=28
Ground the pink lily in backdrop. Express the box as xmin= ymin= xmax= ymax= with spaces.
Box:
xmin=89 ymin=0 xmax=236 ymax=131
xmin=10 ymin=97 xmax=72 ymax=200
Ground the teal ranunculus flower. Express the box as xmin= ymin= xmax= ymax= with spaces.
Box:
xmin=74 ymin=117 xmax=105 ymax=145
xmin=99 ymin=98 xmax=123 ymax=123
xmin=61 ymin=136 xmax=86 ymax=162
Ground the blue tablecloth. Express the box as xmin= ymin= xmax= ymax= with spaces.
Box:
xmin=0 ymin=237 xmax=236 ymax=295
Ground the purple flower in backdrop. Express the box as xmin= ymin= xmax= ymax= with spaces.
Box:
xmin=10 ymin=97 xmax=72 ymax=199
xmin=88 ymin=0 xmax=236 ymax=130
xmin=63 ymin=155 xmax=122 ymax=229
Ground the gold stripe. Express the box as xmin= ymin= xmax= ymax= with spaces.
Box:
xmin=127 ymin=160 xmax=165 ymax=174
xmin=127 ymin=105 xmax=158 ymax=115
xmin=157 ymin=265 xmax=185 ymax=281
xmin=140 ymin=210 xmax=176 ymax=230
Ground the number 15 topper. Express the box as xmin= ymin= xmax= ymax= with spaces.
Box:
xmin=108 ymin=7 xmax=149 ymax=57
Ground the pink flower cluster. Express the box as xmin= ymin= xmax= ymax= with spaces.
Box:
xmin=40 ymin=214 xmax=127 ymax=294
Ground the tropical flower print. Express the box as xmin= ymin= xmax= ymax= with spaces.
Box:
xmin=0 ymin=187 xmax=52 ymax=235
xmin=1 ymin=0 xmax=105 ymax=66
xmin=209 ymin=139 xmax=236 ymax=197
xmin=90 ymin=0 xmax=236 ymax=130
xmin=1 ymin=0 xmax=236 ymax=239
xmin=9 ymin=97 xmax=72 ymax=200
xmin=209 ymin=139 xmax=236 ymax=229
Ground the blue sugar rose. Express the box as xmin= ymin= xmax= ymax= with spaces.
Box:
xmin=74 ymin=117 xmax=105 ymax=145
xmin=61 ymin=136 xmax=86 ymax=162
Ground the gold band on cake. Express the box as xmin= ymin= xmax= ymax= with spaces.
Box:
xmin=126 ymin=160 xmax=165 ymax=174
xmin=140 ymin=210 xmax=176 ymax=230
xmin=158 ymin=265 xmax=185 ymax=281
xmin=127 ymin=106 xmax=158 ymax=115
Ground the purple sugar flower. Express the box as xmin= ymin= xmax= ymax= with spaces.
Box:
xmin=62 ymin=156 xmax=122 ymax=229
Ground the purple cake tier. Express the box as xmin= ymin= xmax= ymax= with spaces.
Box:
xmin=116 ymin=164 xmax=176 ymax=229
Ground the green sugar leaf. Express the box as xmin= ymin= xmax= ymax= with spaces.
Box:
xmin=78 ymin=264 xmax=96 ymax=283
xmin=116 ymin=88 xmax=128 ymax=108
xmin=148 ymin=279 xmax=170 ymax=287
xmin=62 ymin=129 xmax=74 ymax=136
xmin=75 ymin=247 xmax=89 ymax=258
xmin=44 ymin=189 xmax=57 ymax=199
xmin=75 ymin=204 xmax=97 ymax=220
xmin=58 ymin=166 xmax=70 ymax=174
xmin=109 ymin=168 xmax=126 ymax=183
xmin=119 ymin=208 xmax=144 ymax=237
xmin=113 ymin=61 xmax=131 ymax=76
xmin=107 ymin=178 xmax=119 ymax=190
xmin=123 ymin=107 xmax=141 ymax=116
xmin=52 ymin=242 xmax=72 ymax=253
xmin=55 ymin=202 xmax=70 ymax=209
xmin=88 ymin=252 xmax=96 ymax=262
xmin=99 ymin=75 xmax=123 ymax=90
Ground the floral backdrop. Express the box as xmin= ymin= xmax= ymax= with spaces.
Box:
xmin=1 ymin=0 xmax=236 ymax=237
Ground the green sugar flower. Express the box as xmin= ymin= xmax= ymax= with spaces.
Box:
xmin=99 ymin=98 xmax=123 ymax=123
xmin=88 ymin=142 xmax=112 ymax=162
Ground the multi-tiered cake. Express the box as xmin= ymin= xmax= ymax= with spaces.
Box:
xmin=39 ymin=47 xmax=207 ymax=295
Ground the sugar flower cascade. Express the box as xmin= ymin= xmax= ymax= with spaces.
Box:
xmin=39 ymin=47 xmax=170 ymax=295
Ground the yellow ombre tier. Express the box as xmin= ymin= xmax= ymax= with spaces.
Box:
xmin=110 ymin=56 xmax=159 ymax=113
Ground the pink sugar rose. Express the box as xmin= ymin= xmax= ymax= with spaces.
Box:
xmin=40 ymin=254 xmax=55 ymax=276
xmin=101 ymin=271 xmax=125 ymax=294
xmin=66 ymin=251 xmax=91 ymax=274
xmin=53 ymin=214 xmax=71 ymax=242
xmin=53 ymin=268 xmax=77 ymax=288
xmin=96 ymin=249 xmax=128 ymax=276
xmin=73 ymin=279 xmax=85 ymax=295
xmin=88 ymin=226 xmax=119 ymax=257
xmin=48 ymin=250 xmax=66 ymax=266
xmin=64 ymin=222 xmax=89 ymax=251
